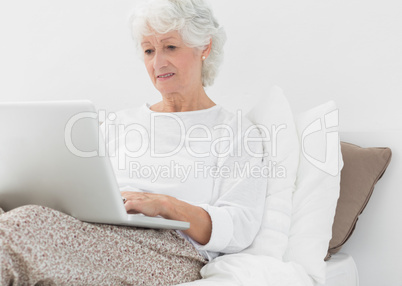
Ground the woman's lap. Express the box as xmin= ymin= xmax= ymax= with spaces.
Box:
xmin=0 ymin=205 xmax=206 ymax=286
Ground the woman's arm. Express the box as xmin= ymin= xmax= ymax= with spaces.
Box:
xmin=120 ymin=191 xmax=212 ymax=245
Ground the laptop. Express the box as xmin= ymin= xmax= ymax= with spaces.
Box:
xmin=0 ymin=100 xmax=189 ymax=230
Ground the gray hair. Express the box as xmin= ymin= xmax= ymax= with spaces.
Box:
xmin=130 ymin=0 xmax=226 ymax=87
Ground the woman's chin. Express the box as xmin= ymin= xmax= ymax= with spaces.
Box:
xmin=155 ymin=85 xmax=181 ymax=96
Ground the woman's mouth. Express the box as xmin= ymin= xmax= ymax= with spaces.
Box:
xmin=157 ymin=73 xmax=175 ymax=80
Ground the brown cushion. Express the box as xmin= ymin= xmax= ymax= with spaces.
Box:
xmin=325 ymin=141 xmax=392 ymax=260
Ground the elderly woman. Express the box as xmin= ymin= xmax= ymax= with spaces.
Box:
xmin=0 ymin=0 xmax=267 ymax=285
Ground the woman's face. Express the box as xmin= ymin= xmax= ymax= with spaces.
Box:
xmin=141 ymin=30 xmax=204 ymax=96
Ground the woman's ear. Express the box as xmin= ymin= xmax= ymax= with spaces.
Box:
xmin=202 ymin=38 xmax=212 ymax=59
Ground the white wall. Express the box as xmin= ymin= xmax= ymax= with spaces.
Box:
xmin=1 ymin=0 xmax=401 ymax=285
xmin=340 ymin=131 xmax=402 ymax=286
xmin=212 ymin=0 xmax=402 ymax=132
xmin=1 ymin=0 xmax=401 ymax=132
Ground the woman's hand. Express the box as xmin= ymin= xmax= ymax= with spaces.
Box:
xmin=120 ymin=191 xmax=212 ymax=245
xmin=120 ymin=191 xmax=170 ymax=217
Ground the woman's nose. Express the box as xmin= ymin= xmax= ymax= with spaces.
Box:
xmin=153 ymin=51 xmax=168 ymax=70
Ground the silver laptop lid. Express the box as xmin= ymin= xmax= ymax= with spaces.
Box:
xmin=0 ymin=100 xmax=128 ymax=223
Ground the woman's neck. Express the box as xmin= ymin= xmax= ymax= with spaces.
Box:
xmin=151 ymin=90 xmax=216 ymax=112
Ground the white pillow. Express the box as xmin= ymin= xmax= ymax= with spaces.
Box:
xmin=283 ymin=101 xmax=344 ymax=284
xmin=242 ymin=86 xmax=299 ymax=259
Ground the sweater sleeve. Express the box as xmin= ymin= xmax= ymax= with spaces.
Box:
xmin=191 ymin=118 xmax=268 ymax=254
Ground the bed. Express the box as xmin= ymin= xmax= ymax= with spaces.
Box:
xmin=179 ymin=86 xmax=396 ymax=286
xmin=318 ymin=253 xmax=359 ymax=286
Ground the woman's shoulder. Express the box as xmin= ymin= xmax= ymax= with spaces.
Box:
xmin=216 ymin=106 xmax=259 ymax=134
xmin=213 ymin=106 xmax=264 ymax=161
xmin=109 ymin=103 xmax=148 ymax=125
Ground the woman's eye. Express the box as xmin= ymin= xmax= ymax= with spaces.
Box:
xmin=144 ymin=49 xmax=153 ymax=55
xmin=167 ymin=45 xmax=176 ymax=50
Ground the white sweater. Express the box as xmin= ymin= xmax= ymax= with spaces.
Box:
xmin=103 ymin=103 xmax=267 ymax=260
